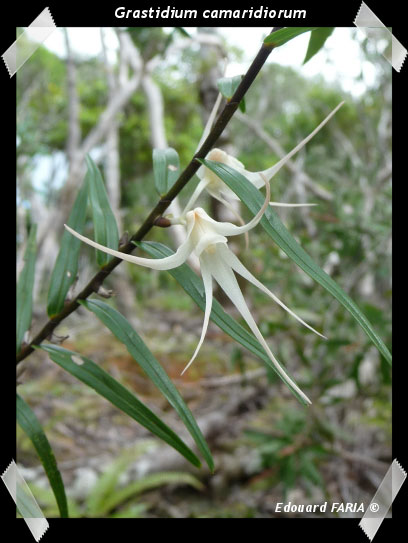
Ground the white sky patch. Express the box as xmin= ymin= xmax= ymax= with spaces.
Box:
xmin=43 ymin=27 xmax=119 ymax=62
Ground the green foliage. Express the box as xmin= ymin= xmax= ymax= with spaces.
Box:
xmin=85 ymin=155 xmax=119 ymax=268
xmin=79 ymin=299 xmax=214 ymax=471
xmin=23 ymin=482 xmax=81 ymax=518
xmin=25 ymin=445 xmax=202 ymax=518
xmin=39 ymin=344 xmax=201 ymax=468
xmin=200 ymin=159 xmax=391 ymax=366
xmin=246 ymin=408 xmax=328 ymax=497
xmin=152 ymin=148 xmax=180 ymax=196
xmin=217 ymin=75 xmax=246 ymax=112
xmin=17 ymin=395 xmax=69 ymax=517
xmin=137 ymin=241 xmax=308 ymax=405
xmin=47 ymin=179 xmax=88 ymax=317
xmin=85 ymin=444 xmax=153 ymax=516
xmin=303 ymin=28 xmax=335 ymax=64
xmin=16 ymin=225 xmax=37 ymax=352
xmin=264 ymin=28 xmax=317 ymax=47
xmin=16 ymin=29 xmax=391 ymax=517
xmin=16 ymin=46 xmax=67 ymax=156
xmin=127 ymin=27 xmax=170 ymax=61
xmin=76 ymin=60 xmax=108 ymax=139
xmin=96 ymin=471 xmax=203 ymax=517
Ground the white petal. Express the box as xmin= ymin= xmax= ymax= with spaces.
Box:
xmin=248 ymin=101 xmax=345 ymax=189
xmin=208 ymin=254 xmax=311 ymax=404
xmin=181 ymin=257 xmax=213 ymax=375
xmin=218 ymin=244 xmax=326 ymax=339
xmin=269 ymin=202 xmax=317 ymax=208
xmin=201 ymin=173 xmax=271 ymax=237
xmin=64 ymin=223 xmax=194 ymax=271
xmin=195 ymin=93 xmax=223 ymax=153
xmin=180 ymin=178 xmax=209 ymax=217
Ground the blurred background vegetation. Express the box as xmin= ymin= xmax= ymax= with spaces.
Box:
xmin=16 ymin=27 xmax=391 ymax=518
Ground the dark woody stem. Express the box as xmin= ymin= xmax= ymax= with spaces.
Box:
xmin=16 ymin=28 xmax=282 ymax=365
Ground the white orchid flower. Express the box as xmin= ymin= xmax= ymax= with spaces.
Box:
xmin=181 ymin=101 xmax=344 ymax=217
xmin=65 ymin=177 xmax=325 ymax=405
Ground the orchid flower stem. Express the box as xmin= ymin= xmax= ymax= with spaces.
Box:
xmin=16 ymin=27 xmax=282 ymax=365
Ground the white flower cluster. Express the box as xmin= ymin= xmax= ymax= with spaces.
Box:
xmin=65 ymin=101 xmax=343 ymax=403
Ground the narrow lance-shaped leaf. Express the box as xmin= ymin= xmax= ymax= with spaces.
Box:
xmin=86 ymin=155 xmax=119 ymax=268
xmin=17 ymin=394 xmax=69 ymax=518
xmin=138 ymin=241 xmax=310 ymax=405
xmin=79 ymin=299 xmax=214 ymax=471
xmin=264 ymin=27 xmax=317 ymax=47
xmin=17 ymin=225 xmax=37 ymax=353
xmin=47 ymin=180 xmax=88 ymax=317
xmin=200 ymin=159 xmax=392 ymax=366
xmin=217 ymin=75 xmax=246 ymax=113
xmin=153 ymin=148 xmax=180 ymax=196
xmin=39 ymin=345 xmax=201 ymax=468
xmin=303 ymin=27 xmax=335 ymax=64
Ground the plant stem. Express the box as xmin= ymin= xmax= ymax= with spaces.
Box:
xmin=16 ymin=28 xmax=282 ymax=365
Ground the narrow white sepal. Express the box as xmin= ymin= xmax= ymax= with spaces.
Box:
xmin=181 ymin=258 xmax=213 ymax=375
xmin=247 ymin=101 xmax=345 ymax=189
xmin=195 ymin=92 xmax=223 ymax=153
xmin=269 ymin=202 xmax=317 ymax=207
xmin=208 ymin=252 xmax=312 ymax=405
xmin=180 ymin=178 xmax=209 ymax=218
xmin=218 ymin=244 xmax=326 ymax=339
xmin=64 ymin=223 xmax=194 ymax=271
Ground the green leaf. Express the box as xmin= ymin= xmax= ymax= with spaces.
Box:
xmin=16 ymin=482 xmax=45 ymax=518
xmin=24 ymin=482 xmax=81 ymax=518
xmin=47 ymin=180 xmax=88 ymax=317
xmin=300 ymin=455 xmax=323 ymax=487
xmin=152 ymin=148 xmax=180 ymax=196
xmin=303 ymin=27 xmax=334 ymax=64
xmin=79 ymin=299 xmax=214 ymax=472
xmin=17 ymin=394 xmax=69 ymax=518
xmin=217 ymin=75 xmax=246 ymax=113
xmin=137 ymin=241 xmax=309 ymax=405
xmin=86 ymin=447 xmax=148 ymax=516
xmin=39 ymin=344 xmax=201 ymax=468
xmin=16 ymin=225 xmax=37 ymax=353
xmin=110 ymin=503 xmax=148 ymax=518
xmin=99 ymin=471 xmax=204 ymax=516
xmin=86 ymin=155 xmax=119 ymax=268
xmin=199 ymin=159 xmax=392 ymax=366
xmin=264 ymin=27 xmax=317 ymax=47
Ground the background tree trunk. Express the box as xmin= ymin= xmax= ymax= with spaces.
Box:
xmin=100 ymin=29 xmax=139 ymax=323
xmin=142 ymin=65 xmax=200 ymax=271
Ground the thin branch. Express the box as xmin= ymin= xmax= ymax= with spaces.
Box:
xmin=16 ymin=29 xmax=281 ymax=365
